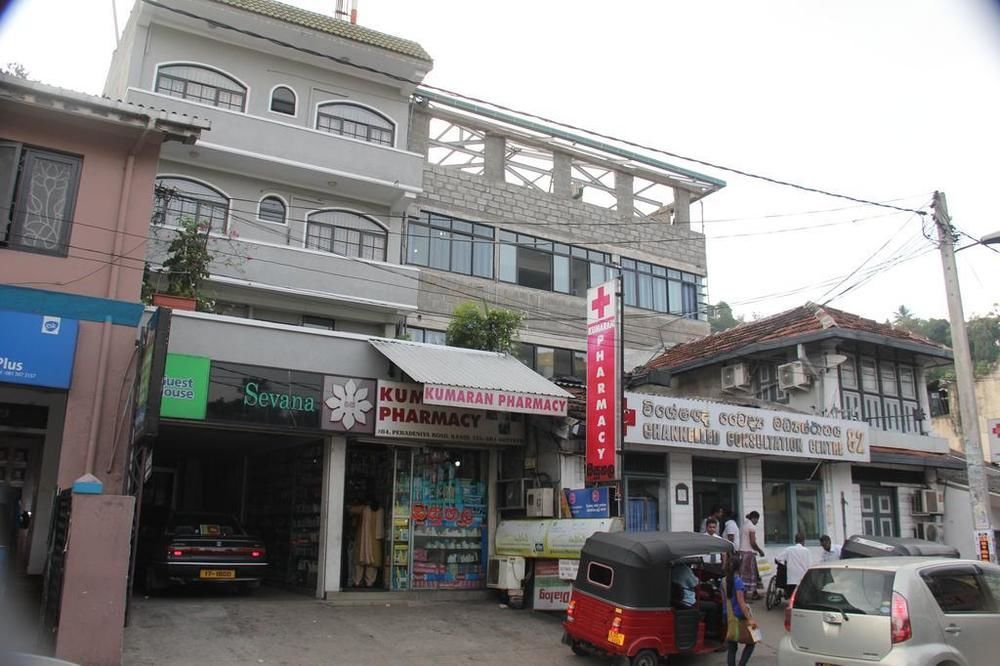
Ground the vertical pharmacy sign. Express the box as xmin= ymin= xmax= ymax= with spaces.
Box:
xmin=586 ymin=279 xmax=621 ymax=484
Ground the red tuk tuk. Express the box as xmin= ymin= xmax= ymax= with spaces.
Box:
xmin=562 ymin=531 xmax=735 ymax=665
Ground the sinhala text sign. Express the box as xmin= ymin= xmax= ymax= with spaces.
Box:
xmin=586 ymin=280 xmax=621 ymax=483
xmin=626 ymin=392 xmax=870 ymax=462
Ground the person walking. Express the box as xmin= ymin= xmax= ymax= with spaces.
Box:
xmin=819 ymin=534 xmax=842 ymax=562
xmin=775 ymin=532 xmax=811 ymax=598
xmin=722 ymin=552 xmax=758 ymax=666
xmin=739 ymin=511 xmax=765 ymax=600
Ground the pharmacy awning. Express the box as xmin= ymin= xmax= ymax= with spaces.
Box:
xmin=369 ymin=338 xmax=572 ymax=417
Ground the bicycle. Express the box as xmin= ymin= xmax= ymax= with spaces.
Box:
xmin=765 ymin=561 xmax=787 ymax=610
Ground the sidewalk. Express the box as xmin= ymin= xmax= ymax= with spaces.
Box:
xmin=124 ymin=587 xmax=783 ymax=665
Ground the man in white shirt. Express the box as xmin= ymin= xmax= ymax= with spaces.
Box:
xmin=775 ymin=532 xmax=812 ymax=596
xmin=702 ymin=518 xmax=725 ymax=565
xmin=722 ymin=511 xmax=740 ymax=550
xmin=819 ymin=534 xmax=842 ymax=562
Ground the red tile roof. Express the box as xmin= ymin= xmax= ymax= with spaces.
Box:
xmin=646 ymin=302 xmax=950 ymax=371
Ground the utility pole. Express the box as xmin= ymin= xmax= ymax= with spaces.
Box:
xmin=932 ymin=191 xmax=996 ymax=563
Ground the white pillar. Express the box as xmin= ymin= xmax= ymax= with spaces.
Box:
xmin=319 ymin=435 xmax=347 ymax=597
xmin=669 ymin=451 xmax=693 ymax=532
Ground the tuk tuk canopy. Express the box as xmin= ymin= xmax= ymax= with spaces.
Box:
xmin=574 ymin=532 xmax=736 ymax=608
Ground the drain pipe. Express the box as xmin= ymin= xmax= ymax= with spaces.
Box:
xmin=77 ymin=120 xmax=154 ymax=493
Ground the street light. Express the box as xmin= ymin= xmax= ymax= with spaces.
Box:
xmin=932 ymin=192 xmax=997 ymax=564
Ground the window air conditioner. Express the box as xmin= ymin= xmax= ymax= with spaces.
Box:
xmin=721 ymin=363 xmax=750 ymax=391
xmin=777 ymin=361 xmax=811 ymax=391
xmin=487 ymin=556 xmax=526 ymax=589
xmin=915 ymin=521 xmax=943 ymax=542
xmin=912 ymin=489 xmax=944 ymax=515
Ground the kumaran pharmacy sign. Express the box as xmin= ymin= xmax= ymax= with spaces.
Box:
xmin=626 ymin=393 xmax=870 ymax=462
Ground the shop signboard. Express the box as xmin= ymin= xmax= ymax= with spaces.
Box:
xmin=494 ymin=517 xmax=624 ymax=558
xmin=160 ymin=354 xmax=210 ymax=420
xmin=988 ymin=418 xmax=1000 ymax=464
xmin=625 ymin=392 xmax=871 ymax=462
xmin=205 ymin=361 xmax=323 ymax=430
xmin=533 ymin=559 xmax=573 ymax=610
xmin=132 ymin=308 xmax=170 ymax=442
xmin=586 ymin=280 xmax=621 ymax=483
xmin=322 ymin=376 xmax=376 ymax=434
xmin=558 ymin=558 xmax=580 ymax=581
xmin=423 ymin=385 xmax=568 ymax=417
xmin=0 ymin=309 xmax=79 ymax=390
xmin=375 ymin=380 xmax=524 ymax=445
xmin=565 ymin=487 xmax=611 ymax=518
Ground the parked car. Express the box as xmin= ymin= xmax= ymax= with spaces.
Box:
xmin=143 ymin=512 xmax=267 ymax=594
xmin=840 ymin=534 xmax=960 ymax=559
xmin=778 ymin=557 xmax=1000 ymax=665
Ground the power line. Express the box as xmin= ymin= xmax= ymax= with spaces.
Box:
xmin=142 ymin=0 xmax=928 ymax=216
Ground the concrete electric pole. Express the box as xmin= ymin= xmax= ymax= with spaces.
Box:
xmin=931 ymin=191 xmax=997 ymax=563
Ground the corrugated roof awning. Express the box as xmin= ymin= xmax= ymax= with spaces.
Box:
xmin=369 ymin=339 xmax=572 ymax=417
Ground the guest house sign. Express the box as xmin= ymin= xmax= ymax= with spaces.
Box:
xmin=626 ymin=393 xmax=870 ymax=462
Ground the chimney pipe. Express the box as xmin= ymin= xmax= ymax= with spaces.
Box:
xmin=350 ymin=0 xmax=358 ymax=24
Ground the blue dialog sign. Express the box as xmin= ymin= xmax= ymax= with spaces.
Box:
xmin=0 ymin=309 xmax=79 ymax=389
xmin=565 ymin=487 xmax=611 ymax=518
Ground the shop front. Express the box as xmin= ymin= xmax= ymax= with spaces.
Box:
xmin=625 ymin=391 xmax=871 ymax=556
xmin=149 ymin=313 xmax=571 ymax=599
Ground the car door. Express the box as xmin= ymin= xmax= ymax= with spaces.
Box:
xmin=919 ymin=563 xmax=998 ymax=666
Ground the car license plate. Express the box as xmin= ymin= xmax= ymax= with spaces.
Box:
xmin=199 ymin=569 xmax=236 ymax=579
xmin=607 ymin=630 xmax=625 ymax=646
xmin=816 ymin=663 xmax=843 ymax=666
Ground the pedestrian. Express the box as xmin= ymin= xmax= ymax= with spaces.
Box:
xmin=722 ymin=551 xmax=758 ymax=666
xmin=739 ymin=511 xmax=765 ymax=600
xmin=703 ymin=517 xmax=725 ymax=565
xmin=775 ymin=532 xmax=811 ymax=598
xmin=819 ymin=534 xmax=842 ymax=562
xmin=700 ymin=504 xmax=725 ymax=533
xmin=722 ymin=509 xmax=741 ymax=549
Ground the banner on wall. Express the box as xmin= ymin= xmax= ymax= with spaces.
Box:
xmin=625 ymin=392 xmax=871 ymax=462
xmin=0 ymin=309 xmax=79 ymax=390
xmin=533 ymin=559 xmax=573 ymax=610
xmin=586 ymin=280 xmax=621 ymax=483
xmin=494 ymin=517 xmax=624 ymax=559
xmin=160 ymin=353 xmax=210 ymax=420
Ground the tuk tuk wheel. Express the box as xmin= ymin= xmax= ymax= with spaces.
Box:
xmin=630 ymin=648 xmax=660 ymax=666
xmin=569 ymin=639 xmax=587 ymax=656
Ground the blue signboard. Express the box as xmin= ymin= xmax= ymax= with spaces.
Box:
xmin=565 ymin=487 xmax=611 ymax=518
xmin=0 ymin=309 xmax=79 ymax=389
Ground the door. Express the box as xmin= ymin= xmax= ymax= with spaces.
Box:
xmin=861 ymin=487 xmax=896 ymax=537
xmin=693 ymin=482 xmax=737 ymax=532
xmin=625 ymin=476 xmax=666 ymax=532
xmin=920 ymin=564 xmax=999 ymax=666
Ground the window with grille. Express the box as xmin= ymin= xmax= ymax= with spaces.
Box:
xmin=306 ymin=210 xmax=387 ymax=261
xmin=258 ymin=196 xmax=286 ymax=224
xmin=269 ymin=86 xmax=296 ymax=115
xmin=155 ymin=64 xmax=246 ymax=112
xmin=1 ymin=142 xmax=81 ymax=256
xmin=316 ymin=102 xmax=394 ymax=146
xmin=153 ymin=177 xmax=229 ymax=233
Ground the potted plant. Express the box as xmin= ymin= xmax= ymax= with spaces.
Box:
xmin=148 ymin=217 xmax=214 ymax=311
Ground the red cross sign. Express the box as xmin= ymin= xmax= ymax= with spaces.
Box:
xmin=591 ymin=285 xmax=611 ymax=320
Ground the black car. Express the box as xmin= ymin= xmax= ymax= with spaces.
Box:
xmin=143 ymin=512 xmax=268 ymax=593
xmin=839 ymin=533 xmax=960 ymax=559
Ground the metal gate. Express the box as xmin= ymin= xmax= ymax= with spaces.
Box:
xmin=40 ymin=488 xmax=72 ymax=639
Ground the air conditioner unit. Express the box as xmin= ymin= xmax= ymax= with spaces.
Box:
xmin=915 ymin=521 xmax=944 ymax=542
xmin=526 ymin=488 xmax=555 ymax=517
xmin=487 ymin=556 xmax=526 ymax=589
xmin=497 ymin=478 xmax=535 ymax=510
xmin=778 ymin=361 xmax=811 ymax=391
xmin=912 ymin=489 xmax=944 ymax=515
xmin=721 ymin=363 xmax=750 ymax=391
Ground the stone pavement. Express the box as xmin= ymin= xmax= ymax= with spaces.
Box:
xmin=124 ymin=587 xmax=782 ymax=665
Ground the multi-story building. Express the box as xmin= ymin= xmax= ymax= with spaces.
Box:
xmin=101 ymin=0 xmax=726 ymax=601
xmin=619 ymin=302 xmax=995 ymax=562
xmin=0 ymin=72 xmax=207 ymax=663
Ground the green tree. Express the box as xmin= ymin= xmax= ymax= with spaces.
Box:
xmin=445 ymin=302 xmax=524 ymax=354
xmin=1 ymin=62 xmax=29 ymax=78
xmin=709 ymin=301 xmax=743 ymax=333
xmin=160 ymin=218 xmax=214 ymax=310
xmin=892 ymin=306 xmax=999 ymax=378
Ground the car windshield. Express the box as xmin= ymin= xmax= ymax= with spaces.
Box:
xmin=795 ymin=568 xmax=895 ymax=616
xmin=168 ymin=514 xmax=244 ymax=537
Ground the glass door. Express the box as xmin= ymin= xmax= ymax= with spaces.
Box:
xmin=390 ymin=448 xmax=412 ymax=590
xmin=625 ymin=476 xmax=667 ymax=532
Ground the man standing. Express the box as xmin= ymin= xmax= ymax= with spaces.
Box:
xmin=819 ymin=534 xmax=841 ymax=562
xmin=703 ymin=518 xmax=725 ymax=565
xmin=722 ymin=510 xmax=741 ymax=550
xmin=739 ymin=511 xmax=766 ymax=600
xmin=700 ymin=504 xmax=725 ymax=533
xmin=776 ymin=532 xmax=811 ymax=598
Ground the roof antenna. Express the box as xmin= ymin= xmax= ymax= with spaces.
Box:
xmin=334 ymin=0 xmax=348 ymax=21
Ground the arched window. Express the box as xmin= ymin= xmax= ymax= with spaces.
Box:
xmin=155 ymin=64 xmax=247 ymax=112
xmin=270 ymin=86 xmax=296 ymax=115
xmin=258 ymin=195 xmax=286 ymax=224
xmin=154 ymin=177 xmax=229 ymax=233
xmin=306 ymin=210 xmax=387 ymax=261
xmin=315 ymin=102 xmax=394 ymax=146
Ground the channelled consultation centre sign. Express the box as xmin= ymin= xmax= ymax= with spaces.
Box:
xmin=626 ymin=393 xmax=870 ymax=462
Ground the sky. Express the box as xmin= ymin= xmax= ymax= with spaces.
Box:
xmin=2 ymin=0 xmax=999 ymax=325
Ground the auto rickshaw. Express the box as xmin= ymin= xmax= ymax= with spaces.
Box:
xmin=839 ymin=533 xmax=960 ymax=558
xmin=562 ymin=531 xmax=735 ymax=665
